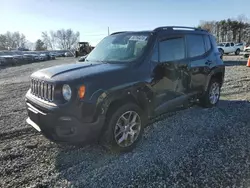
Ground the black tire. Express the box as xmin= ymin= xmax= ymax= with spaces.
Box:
xmin=218 ymin=48 xmax=224 ymax=56
xmin=12 ymin=59 xmax=18 ymax=66
xmin=102 ymin=103 xmax=146 ymax=152
xmin=199 ymin=78 xmax=221 ymax=108
xmin=74 ymin=51 xmax=78 ymax=58
xmin=235 ymin=49 xmax=240 ymax=55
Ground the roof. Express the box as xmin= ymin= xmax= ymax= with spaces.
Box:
xmin=111 ymin=26 xmax=209 ymax=36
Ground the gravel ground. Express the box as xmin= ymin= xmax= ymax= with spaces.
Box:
xmin=0 ymin=56 xmax=250 ymax=188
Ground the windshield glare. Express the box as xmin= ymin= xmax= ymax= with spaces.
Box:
xmin=86 ymin=33 xmax=150 ymax=63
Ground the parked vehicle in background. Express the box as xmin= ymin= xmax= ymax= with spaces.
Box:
xmin=244 ymin=44 xmax=250 ymax=52
xmin=56 ymin=51 xmax=66 ymax=57
xmin=74 ymin=42 xmax=94 ymax=57
xmin=39 ymin=53 xmax=47 ymax=61
xmin=25 ymin=26 xmax=225 ymax=152
xmin=22 ymin=53 xmax=35 ymax=63
xmin=27 ymin=52 xmax=40 ymax=61
xmin=0 ymin=51 xmax=17 ymax=65
xmin=235 ymin=42 xmax=245 ymax=51
xmin=0 ymin=56 xmax=7 ymax=66
xmin=51 ymin=52 xmax=63 ymax=57
xmin=217 ymin=42 xmax=242 ymax=55
xmin=3 ymin=51 xmax=23 ymax=65
xmin=11 ymin=51 xmax=27 ymax=64
xmin=65 ymin=51 xmax=74 ymax=57
xmin=50 ymin=53 xmax=56 ymax=60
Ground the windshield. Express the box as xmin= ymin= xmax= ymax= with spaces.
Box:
xmin=85 ymin=33 xmax=150 ymax=63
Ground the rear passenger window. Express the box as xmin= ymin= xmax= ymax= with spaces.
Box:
xmin=203 ymin=35 xmax=212 ymax=52
xmin=186 ymin=35 xmax=206 ymax=58
xmin=159 ymin=37 xmax=185 ymax=62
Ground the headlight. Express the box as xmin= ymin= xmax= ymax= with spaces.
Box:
xmin=62 ymin=84 xmax=72 ymax=101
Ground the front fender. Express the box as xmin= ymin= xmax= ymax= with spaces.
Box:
xmin=90 ymin=82 xmax=155 ymax=119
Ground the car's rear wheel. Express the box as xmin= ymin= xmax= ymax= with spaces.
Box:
xmin=235 ymin=48 xmax=240 ymax=55
xmin=102 ymin=103 xmax=145 ymax=152
xmin=199 ymin=78 xmax=221 ymax=108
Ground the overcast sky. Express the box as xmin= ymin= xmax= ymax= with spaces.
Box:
xmin=1 ymin=0 xmax=249 ymax=46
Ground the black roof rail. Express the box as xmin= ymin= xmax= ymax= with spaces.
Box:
xmin=110 ymin=31 xmax=128 ymax=35
xmin=153 ymin=26 xmax=207 ymax=32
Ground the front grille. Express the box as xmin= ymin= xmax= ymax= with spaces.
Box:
xmin=30 ymin=79 xmax=54 ymax=102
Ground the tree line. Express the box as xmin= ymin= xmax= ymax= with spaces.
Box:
xmin=0 ymin=28 xmax=80 ymax=51
xmin=198 ymin=14 xmax=250 ymax=44
xmin=1 ymin=16 xmax=250 ymax=51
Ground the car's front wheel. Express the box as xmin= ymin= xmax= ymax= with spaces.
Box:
xmin=103 ymin=103 xmax=145 ymax=152
xmin=218 ymin=48 xmax=224 ymax=56
xmin=199 ymin=78 xmax=221 ymax=108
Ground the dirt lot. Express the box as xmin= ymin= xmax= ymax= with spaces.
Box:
xmin=0 ymin=56 xmax=250 ymax=188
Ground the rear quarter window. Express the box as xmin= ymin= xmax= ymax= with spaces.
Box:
xmin=209 ymin=35 xmax=220 ymax=53
xmin=186 ymin=34 xmax=206 ymax=58
xmin=203 ymin=35 xmax=212 ymax=52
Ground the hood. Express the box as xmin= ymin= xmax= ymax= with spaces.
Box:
xmin=31 ymin=61 xmax=128 ymax=81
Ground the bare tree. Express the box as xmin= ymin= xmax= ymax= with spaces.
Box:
xmin=0 ymin=34 xmax=7 ymax=50
xmin=0 ymin=31 xmax=26 ymax=49
xmin=42 ymin=31 xmax=56 ymax=50
xmin=25 ymin=41 xmax=35 ymax=50
xmin=54 ymin=29 xmax=80 ymax=50
xmin=41 ymin=29 xmax=79 ymax=50
xmin=35 ymin=39 xmax=47 ymax=51
xmin=199 ymin=14 xmax=250 ymax=44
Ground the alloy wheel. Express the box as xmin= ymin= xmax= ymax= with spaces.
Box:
xmin=209 ymin=82 xmax=220 ymax=104
xmin=114 ymin=111 xmax=141 ymax=147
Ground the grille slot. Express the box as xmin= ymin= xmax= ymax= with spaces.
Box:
xmin=30 ymin=79 xmax=54 ymax=102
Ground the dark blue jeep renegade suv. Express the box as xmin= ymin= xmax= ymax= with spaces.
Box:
xmin=25 ymin=26 xmax=225 ymax=152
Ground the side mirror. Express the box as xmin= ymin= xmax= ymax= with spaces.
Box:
xmin=78 ymin=55 xmax=87 ymax=62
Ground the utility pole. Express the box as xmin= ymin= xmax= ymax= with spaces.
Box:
xmin=108 ymin=27 xmax=110 ymax=35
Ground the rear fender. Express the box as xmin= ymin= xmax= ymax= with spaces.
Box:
xmin=204 ymin=66 xmax=225 ymax=92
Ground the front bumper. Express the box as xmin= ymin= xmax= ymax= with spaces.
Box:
xmin=25 ymin=94 xmax=105 ymax=144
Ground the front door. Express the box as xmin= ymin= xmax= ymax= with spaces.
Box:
xmin=150 ymin=35 xmax=190 ymax=114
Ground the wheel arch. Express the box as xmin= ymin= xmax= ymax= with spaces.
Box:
xmin=204 ymin=68 xmax=225 ymax=92
xmin=93 ymin=83 xmax=154 ymax=142
xmin=93 ymin=83 xmax=154 ymax=122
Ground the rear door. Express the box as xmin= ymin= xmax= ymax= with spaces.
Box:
xmin=230 ymin=42 xmax=235 ymax=52
xmin=186 ymin=34 xmax=209 ymax=92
